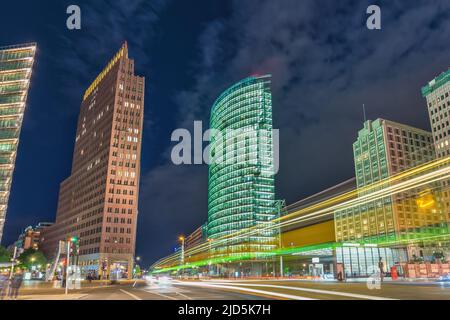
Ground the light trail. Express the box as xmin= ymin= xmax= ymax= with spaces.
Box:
xmin=188 ymin=281 xmax=397 ymax=300
xmin=152 ymin=157 xmax=450 ymax=270
xmin=173 ymin=281 xmax=316 ymax=300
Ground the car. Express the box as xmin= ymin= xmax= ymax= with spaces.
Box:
xmin=437 ymin=274 xmax=450 ymax=282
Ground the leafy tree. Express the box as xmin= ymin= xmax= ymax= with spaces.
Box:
xmin=133 ymin=264 xmax=142 ymax=277
xmin=17 ymin=248 xmax=47 ymax=270
xmin=0 ymin=245 xmax=11 ymax=263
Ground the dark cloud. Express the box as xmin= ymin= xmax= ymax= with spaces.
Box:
xmin=140 ymin=0 xmax=450 ymax=264
xmin=2 ymin=0 xmax=450 ymax=267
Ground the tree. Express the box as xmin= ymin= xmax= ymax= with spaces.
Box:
xmin=0 ymin=245 xmax=11 ymax=263
xmin=17 ymin=248 xmax=47 ymax=270
xmin=133 ymin=265 xmax=142 ymax=278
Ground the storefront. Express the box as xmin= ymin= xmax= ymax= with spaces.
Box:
xmin=336 ymin=244 xmax=407 ymax=278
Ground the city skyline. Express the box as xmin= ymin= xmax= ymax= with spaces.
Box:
xmin=1 ymin=0 xmax=450 ymax=267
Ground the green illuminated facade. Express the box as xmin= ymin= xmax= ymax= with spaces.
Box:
xmin=0 ymin=43 xmax=36 ymax=242
xmin=335 ymin=119 xmax=444 ymax=244
xmin=207 ymin=75 xmax=277 ymax=258
xmin=334 ymin=119 xmax=448 ymax=276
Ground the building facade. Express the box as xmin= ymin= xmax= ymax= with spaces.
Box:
xmin=334 ymin=119 xmax=447 ymax=277
xmin=422 ymin=69 xmax=450 ymax=232
xmin=0 ymin=43 xmax=36 ymax=243
xmin=11 ymin=222 xmax=53 ymax=254
xmin=207 ymin=75 xmax=278 ymax=269
xmin=185 ymin=224 xmax=208 ymax=250
xmin=422 ymin=69 xmax=450 ymax=158
xmin=41 ymin=43 xmax=144 ymax=279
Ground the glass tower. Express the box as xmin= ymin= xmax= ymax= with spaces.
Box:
xmin=0 ymin=43 xmax=36 ymax=242
xmin=207 ymin=75 xmax=277 ymax=259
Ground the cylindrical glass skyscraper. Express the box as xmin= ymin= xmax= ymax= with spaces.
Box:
xmin=207 ymin=75 xmax=277 ymax=261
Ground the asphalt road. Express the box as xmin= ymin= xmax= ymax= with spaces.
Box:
xmin=7 ymin=279 xmax=450 ymax=300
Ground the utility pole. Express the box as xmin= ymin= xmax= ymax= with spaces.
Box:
xmin=9 ymin=246 xmax=17 ymax=280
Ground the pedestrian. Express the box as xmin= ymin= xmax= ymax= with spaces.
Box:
xmin=0 ymin=273 xmax=8 ymax=300
xmin=8 ymin=271 xmax=23 ymax=300
xmin=378 ymin=257 xmax=385 ymax=282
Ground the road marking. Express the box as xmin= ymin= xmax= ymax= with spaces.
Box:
xmin=203 ymin=282 xmax=396 ymax=300
xmin=175 ymin=282 xmax=315 ymax=300
xmin=120 ymin=289 xmax=142 ymax=300
xmin=143 ymin=289 xmax=178 ymax=300
xmin=176 ymin=291 xmax=193 ymax=300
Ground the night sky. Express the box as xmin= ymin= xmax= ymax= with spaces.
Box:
xmin=1 ymin=0 xmax=450 ymax=267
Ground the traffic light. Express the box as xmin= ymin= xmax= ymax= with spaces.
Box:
xmin=68 ymin=236 xmax=80 ymax=256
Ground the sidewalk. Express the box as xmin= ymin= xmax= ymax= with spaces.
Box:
xmin=343 ymin=277 xmax=444 ymax=285
xmin=17 ymin=293 xmax=88 ymax=300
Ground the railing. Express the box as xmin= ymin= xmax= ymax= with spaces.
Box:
xmin=0 ymin=43 xmax=37 ymax=51
xmin=0 ymin=95 xmax=23 ymax=105
xmin=0 ymin=61 xmax=33 ymax=72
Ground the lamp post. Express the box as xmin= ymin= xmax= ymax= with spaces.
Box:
xmin=178 ymin=236 xmax=185 ymax=279
xmin=179 ymin=236 xmax=185 ymax=265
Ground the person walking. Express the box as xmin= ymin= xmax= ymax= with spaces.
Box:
xmin=8 ymin=272 xmax=23 ymax=300
xmin=378 ymin=257 xmax=385 ymax=282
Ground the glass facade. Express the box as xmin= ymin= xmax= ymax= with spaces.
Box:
xmin=422 ymin=70 xmax=450 ymax=233
xmin=336 ymin=245 xmax=407 ymax=277
xmin=335 ymin=119 xmax=445 ymax=244
xmin=0 ymin=43 xmax=36 ymax=242
xmin=207 ymin=75 xmax=277 ymax=258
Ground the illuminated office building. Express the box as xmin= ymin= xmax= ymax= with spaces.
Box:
xmin=0 ymin=43 xmax=36 ymax=242
xmin=422 ymin=70 xmax=450 ymax=230
xmin=422 ymin=70 xmax=450 ymax=158
xmin=207 ymin=75 xmax=278 ymax=266
xmin=41 ymin=43 xmax=145 ymax=279
xmin=334 ymin=119 xmax=447 ymax=277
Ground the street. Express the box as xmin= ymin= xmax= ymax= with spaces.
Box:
xmin=6 ymin=279 xmax=450 ymax=300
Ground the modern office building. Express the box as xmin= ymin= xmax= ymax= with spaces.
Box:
xmin=0 ymin=43 xmax=37 ymax=243
xmin=422 ymin=69 xmax=450 ymax=158
xmin=185 ymin=224 xmax=208 ymax=250
xmin=40 ymin=43 xmax=145 ymax=279
xmin=207 ymin=75 xmax=278 ymax=272
xmin=334 ymin=119 xmax=447 ymax=277
xmin=422 ymin=70 xmax=450 ymax=229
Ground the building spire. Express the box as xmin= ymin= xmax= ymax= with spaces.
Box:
xmin=363 ymin=104 xmax=367 ymax=122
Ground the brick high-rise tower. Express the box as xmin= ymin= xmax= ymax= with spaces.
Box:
xmin=41 ymin=43 xmax=145 ymax=279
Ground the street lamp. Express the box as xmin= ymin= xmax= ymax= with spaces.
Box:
xmin=179 ymin=236 xmax=185 ymax=265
